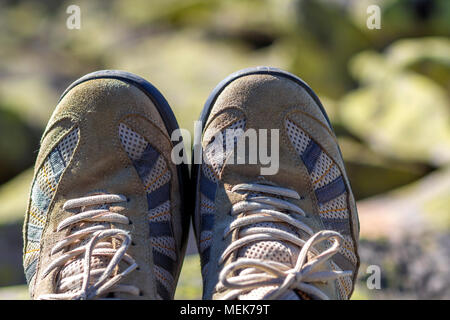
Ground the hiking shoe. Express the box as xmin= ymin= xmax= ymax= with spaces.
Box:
xmin=193 ymin=67 xmax=360 ymax=300
xmin=23 ymin=70 xmax=189 ymax=299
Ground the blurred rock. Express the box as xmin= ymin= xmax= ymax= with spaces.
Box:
xmin=380 ymin=0 xmax=450 ymax=41
xmin=290 ymin=0 xmax=370 ymax=99
xmin=358 ymin=166 xmax=450 ymax=240
xmin=0 ymin=106 xmax=39 ymax=184
xmin=357 ymin=233 xmax=450 ymax=299
xmin=0 ymin=222 xmax=25 ymax=287
xmin=110 ymin=30 xmax=288 ymax=134
xmin=333 ymin=0 xmax=450 ymax=44
xmin=0 ymin=169 xmax=31 ymax=287
xmin=388 ymin=37 xmax=450 ymax=91
xmin=340 ymin=38 xmax=450 ymax=166
xmin=0 ymin=168 xmax=33 ymax=226
xmin=355 ymin=166 xmax=450 ymax=299
xmin=340 ymin=137 xmax=431 ymax=200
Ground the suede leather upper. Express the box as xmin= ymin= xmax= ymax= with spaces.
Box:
xmin=23 ymin=78 xmax=185 ymax=299
xmin=196 ymin=73 xmax=360 ymax=299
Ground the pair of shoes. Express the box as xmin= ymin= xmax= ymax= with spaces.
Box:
xmin=23 ymin=67 xmax=359 ymax=300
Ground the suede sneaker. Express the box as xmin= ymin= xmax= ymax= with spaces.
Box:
xmin=193 ymin=67 xmax=360 ymax=300
xmin=23 ymin=70 xmax=189 ymax=300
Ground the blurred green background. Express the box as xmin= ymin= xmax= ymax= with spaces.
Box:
xmin=0 ymin=0 xmax=449 ymax=300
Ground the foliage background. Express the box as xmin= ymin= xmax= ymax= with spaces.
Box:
xmin=0 ymin=0 xmax=448 ymax=299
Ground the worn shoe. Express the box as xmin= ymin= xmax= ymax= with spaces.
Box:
xmin=193 ymin=67 xmax=360 ymax=300
xmin=23 ymin=70 xmax=189 ymax=299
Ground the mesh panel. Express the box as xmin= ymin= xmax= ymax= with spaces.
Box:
xmin=120 ymin=122 xmax=172 ymax=195
xmin=339 ymin=236 xmax=358 ymax=266
xmin=248 ymin=117 xmax=357 ymax=298
xmin=119 ymin=123 xmax=177 ymax=299
xmin=240 ymin=240 xmax=292 ymax=264
xmin=198 ymin=119 xmax=246 ymax=282
xmin=154 ymin=265 xmax=174 ymax=296
xmin=341 ymin=273 xmax=353 ymax=298
xmin=342 ymin=235 xmax=355 ymax=253
xmin=312 ymin=163 xmax=340 ymax=190
xmin=239 ymin=285 xmax=301 ymax=300
xmin=202 ymin=164 xmax=218 ymax=183
xmin=311 ymin=152 xmax=333 ymax=186
xmin=199 ymin=230 xmax=212 ymax=253
xmin=318 ymin=193 xmax=349 ymax=219
xmin=228 ymin=118 xmax=246 ymax=131
xmin=203 ymin=119 xmax=246 ymax=176
xmin=239 ymin=286 xmax=278 ymax=300
xmin=222 ymin=118 xmax=246 ymax=150
xmin=28 ymin=205 xmax=46 ymax=229
xmin=24 ymin=128 xmax=80 ymax=284
xmin=145 ymin=156 xmax=171 ymax=193
xmin=58 ymin=129 xmax=79 ymax=164
xmin=330 ymin=261 xmax=352 ymax=299
xmin=58 ymin=254 xmax=112 ymax=294
xmin=285 ymin=118 xmax=310 ymax=154
xmin=333 ymin=263 xmax=344 ymax=299
xmin=204 ymin=142 xmax=224 ymax=177
xmin=238 ymin=222 xmax=297 ymax=265
xmin=200 ymin=195 xmax=215 ymax=214
xmin=149 ymin=201 xmax=171 ymax=222
xmin=37 ymin=161 xmax=57 ymax=196
xmin=236 ymin=219 xmax=301 ymax=298
xmin=198 ymin=166 xmax=221 ymax=280
xmin=151 ymin=236 xmax=177 ymax=260
xmin=23 ymin=242 xmax=40 ymax=267
xmin=119 ymin=123 xmax=148 ymax=160
xmin=33 ymin=133 xmax=77 ymax=204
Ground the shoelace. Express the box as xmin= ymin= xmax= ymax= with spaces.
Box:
xmin=216 ymin=183 xmax=352 ymax=300
xmin=37 ymin=194 xmax=139 ymax=300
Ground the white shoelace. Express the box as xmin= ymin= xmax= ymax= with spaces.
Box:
xmin=37 ymin=194 xmax=139 ymax=300
xmin=217 ymin=183 xmax=352 ymax=300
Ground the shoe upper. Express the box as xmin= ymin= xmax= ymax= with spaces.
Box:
xmin=23 ymin=76 xmax=187 ymax=299
xmin=195 ymin=70 xmax=360 ymax=300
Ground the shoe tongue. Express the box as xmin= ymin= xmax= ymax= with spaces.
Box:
xmin=236 ymin=220 xmax=302 ymax=300
xmin=239 ymin=285 xmax=301 ymax=300
xmin=56 ymin=203 xmax=114 ymax=296
xmin=57 ymin=250 xmax=111 ymax=294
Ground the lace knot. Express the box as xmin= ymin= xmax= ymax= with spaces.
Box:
xmin=217 ymin=183 xmax=350 ymax=300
